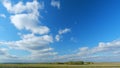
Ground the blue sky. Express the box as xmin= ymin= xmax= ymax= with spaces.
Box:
xmin=1 ymin=0 xmax=120 ymax=63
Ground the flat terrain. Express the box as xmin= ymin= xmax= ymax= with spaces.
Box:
xmin=0 ymin=62 xmax=120 ymax=68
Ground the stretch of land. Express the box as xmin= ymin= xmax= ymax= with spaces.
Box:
xmin=0 ymin=62 xmax=120 ymax=68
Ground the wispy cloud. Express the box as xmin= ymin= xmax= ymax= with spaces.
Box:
xmin=55 ymin=28 xmax=71 ymax=42
xmin=59 ymin=28 xmax=71 ymax=35
xmin=51 ymin=0 xmax=60 ymax=9
xmin=0 ymin=14 xmax=6 ymax=18
xmin=55 ymin=35 xmax=60 ymax=41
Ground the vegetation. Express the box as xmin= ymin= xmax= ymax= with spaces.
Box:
xmin=64 ymin=61 xmax=84 ymax=65
xmin=51 ymin=61 xmax=93 ymax=65
xmin=85 ymin=62 xmax=94 ymax=64
xmin=0 ymin=62 xmax=120 ymax=68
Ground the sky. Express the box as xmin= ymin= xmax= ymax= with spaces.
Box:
xmin=0 ymin=0 xmax=120 ymax=63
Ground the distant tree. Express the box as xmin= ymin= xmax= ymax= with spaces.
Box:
xmin=54 ymin=62 xmax=64 ymax=64
xmin=85 ymin=62 xmax=94 ymax=64
xmin=65 ymin=61 xmax=84 ymax=65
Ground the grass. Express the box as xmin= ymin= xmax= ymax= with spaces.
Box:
xmin=0 ymin=62 xmax=120 ymax=68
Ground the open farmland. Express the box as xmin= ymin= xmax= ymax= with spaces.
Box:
xmin=0 ymin=63 xmax=120 ymax=68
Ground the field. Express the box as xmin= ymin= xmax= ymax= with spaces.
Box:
xmin=0 ymin=62 xmax=120 ymax=68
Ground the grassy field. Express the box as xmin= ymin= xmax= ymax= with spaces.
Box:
xmin=0 ymin=63 xmax=120 ymax=68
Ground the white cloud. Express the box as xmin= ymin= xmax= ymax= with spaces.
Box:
xmin=2 ymin=0 xmax=49 ymax=35
xmin=3 ymin=1 xmax=25 ymax=14
xmin=1 ymin=32 xmax=120 ymax=62
xmin=55 ymin=35 xmax=60 ymax=41
xmin=79 ymin=47 xmax=89 ymax=52
xmin=51 ymin=0 xmax=60 ymax=9
xmin=0 ymin=14 xmax=6 ymax=18
xmin=10 ymin=14 xmax=49 ymax=34
xmin=55 ymin=28 xmax=71 ymax=41
xmin=4 ymin=34 xmax=53 ymax=51
xmin=59 ymin=28 xmax=71 ymax=35
xmin=2 ymin=0 xmax=43 ymax=14
xmin=71 ymin=40 xmax=120 ymax=61
xmin=0 ymin=34 xmax=57 ymax=61
xmin=49 ymin=40 xmax=120 ymax=62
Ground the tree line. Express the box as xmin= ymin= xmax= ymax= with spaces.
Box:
xmin=48 ymin=61 xmax=94 ymax=65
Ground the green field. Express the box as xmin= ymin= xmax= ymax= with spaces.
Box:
xmin=0 ymin=63 xmax=120 ymax=68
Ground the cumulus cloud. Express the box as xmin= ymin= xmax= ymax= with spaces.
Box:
xmin=1 ymin=34 xmax=53 ymax=51
xmin=55 ymin=28 xmax=71 ymax=41
xmin=51 ymin=0 xmax=60 ymax=9
xmin=10 ymin=14 xmax=49 ymax=34
xmin=0 ymin=14 xmax=6 ymax=18
xmin=2 ymin=0 xmax=49 ymax=35
xmin=2 ymin=0 xmax=43 ymax=14
xmin=0 ymin=34 xmax=57 ymax=61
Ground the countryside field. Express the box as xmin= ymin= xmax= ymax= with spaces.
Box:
xmin=0 ymin=63 xmax=120 ymax=68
